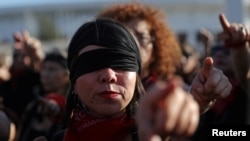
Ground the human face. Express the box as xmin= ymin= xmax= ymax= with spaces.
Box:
xmin=74 ymin=45 xmax=137 ymax=118
xmin=40 ymin=61 xmax=69 ymax=93
xmin=125 ymin=19 xmax=153 ymax=75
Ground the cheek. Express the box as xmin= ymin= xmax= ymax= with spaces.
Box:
xmin=56 ymin=73 xmax=69 ymax=86
xmin=122 ymin=73 xmax=137 ymax=97
xmin=75 ymin=75 xmax=95 ymax=101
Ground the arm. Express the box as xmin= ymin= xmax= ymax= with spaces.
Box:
xmin=218 ymin=13 xmax=250 ymax=91
xmin=230 ymin=47 xmax=250 ymax=89
xmin=136 ymin=57 xmax=232 ymax=140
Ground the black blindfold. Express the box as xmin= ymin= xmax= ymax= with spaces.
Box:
xmin=68 ymin=18 xmax=141 ymax=83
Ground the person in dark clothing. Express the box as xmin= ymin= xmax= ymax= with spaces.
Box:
xmin=190 ymin=13 xmax=249 ymax=141
xmin=16 ymin=49 xmax=69 ymax=141
xmin=0 ymin=31 xmax=44 ymax=127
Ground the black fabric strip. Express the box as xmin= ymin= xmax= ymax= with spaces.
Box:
xmin=70 ymin=48 xmax=139 ymax=82
xmin=68 ymin=18 xmax=141 ymax=83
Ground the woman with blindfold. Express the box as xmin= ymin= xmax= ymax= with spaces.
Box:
xmin=35 ymin=17 xmax=232 ymax=141
xmin=63 ymin=17 xmax=200 ymax=141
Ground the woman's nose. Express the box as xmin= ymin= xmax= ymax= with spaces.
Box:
xmin=99 ymin=68 xmax=117 ymax=83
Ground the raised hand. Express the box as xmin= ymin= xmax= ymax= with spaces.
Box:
xmin=197 ymin=28 xmax=214 ymax=57
xmin=14 ymin=31 xmax=43 ymax=55
xmin=197 ymin=28 xmax=214 ymax=45
xmin=190 ymin=57 xmax=232 ymax=113
xmin=137 ymin=77 xmax=199 ymax=141
xmin=218 ymin=13 xmax=250 ymax=48
xmin=13 ymin=30 xmax=44 ymax=71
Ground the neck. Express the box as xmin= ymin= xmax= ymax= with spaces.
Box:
xmin=86 ymin=108 xmax=127 ymax=119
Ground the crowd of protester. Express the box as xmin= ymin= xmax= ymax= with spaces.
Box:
xmin=0 ymin=1 xmax=249 ymax=141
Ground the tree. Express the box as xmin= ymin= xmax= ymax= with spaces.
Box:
xmin=37 ymin=15 xmax=63 ymax=41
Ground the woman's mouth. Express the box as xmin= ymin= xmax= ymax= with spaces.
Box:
xmin=99 ymin=91 xmax=120 ymax=99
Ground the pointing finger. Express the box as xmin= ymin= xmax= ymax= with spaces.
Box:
xmin=200 ymin=57 xmax=214 ymax=82
xmin=219 ymin=13 xmax=230 ymax=31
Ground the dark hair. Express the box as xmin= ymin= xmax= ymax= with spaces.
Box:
xmin=43 ymin=49 xmax=68 ymax=70
xmin=41 ymin=49 xmax=70 ymax=97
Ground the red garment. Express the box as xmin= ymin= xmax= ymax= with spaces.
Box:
xmin=64 ymin=109 xmax=135 ymax=141
xmin=44 ymin=93 xmax=66 ymax=123
xmin=45 ymin=93 xmax=66 ymax=111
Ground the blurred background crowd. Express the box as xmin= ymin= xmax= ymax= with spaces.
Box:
xmin=0 ymin=0 xmax=249 ymax=53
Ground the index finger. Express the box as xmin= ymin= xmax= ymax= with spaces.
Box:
xmin=145 ymin=79 xmax=179 ymax=105
xmin=22 ymin=30 xmax=30 ymax=42
xmin=219 ymin=13 xmax=230 ymax=31
xmin=199 ymin=57 xmax=214 ymax=83
xmin=13 ymin=32 xmax=23 ymax=42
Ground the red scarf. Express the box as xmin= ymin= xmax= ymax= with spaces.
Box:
xmin=45 ymin=93 xmax=66 ymax=111
xmin=64 ymin=109 xmax=135 ymax=141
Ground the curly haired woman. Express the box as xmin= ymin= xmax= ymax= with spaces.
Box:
xmin=97 ymin=2 xmax=232 ymax=113
xmin=97 ymin=2 xmax=181 ymax=90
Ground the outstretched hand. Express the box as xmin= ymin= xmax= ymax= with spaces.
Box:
xmin=191 ymin=57 xmax=232 ymax=113
xmin=137 ymin=77 xmax=199 ymax=141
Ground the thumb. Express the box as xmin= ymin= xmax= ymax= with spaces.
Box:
xmin=200 ymin=57 xmax=214 ymax=82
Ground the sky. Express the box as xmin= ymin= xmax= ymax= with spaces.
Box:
xmin=0 ymin=0 xmax=116 ymax=8
xmin=0 ymin=0 xmax=223 ymax=9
